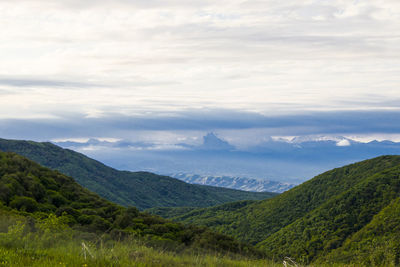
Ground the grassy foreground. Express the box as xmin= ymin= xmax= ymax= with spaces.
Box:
xmin=0 ymin=245 xmax=276 ymax=267
xmin=0 ymin=213 xmax=372 ymax=267
xmin=0 ymin=214 xmax=277 ymax=267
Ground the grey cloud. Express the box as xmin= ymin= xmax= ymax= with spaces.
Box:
xmin=0 ymin=78 xmax=100 ymax=88
xmin=2 ymin=109 xmax=400 ymax=141
xmin=335 ymin=95 xmax=400 ymax=110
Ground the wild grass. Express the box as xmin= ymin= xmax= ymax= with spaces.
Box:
xmin=0 ymin=245 xmax=282 ymax=267
xmin=0 ymin=215 xmax=280 ymax=267
xmin=0 ymin=213 xmax=382 ymax=266
xmin=0 ymin=239 xmax=279 ymax=267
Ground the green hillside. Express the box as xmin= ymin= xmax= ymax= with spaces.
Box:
xmin=0 ymin=151 xmax=262 ymax=259
xmin=156 ymin=155 xmax=400 ymax=265
xmin=322 ymin=197 xmax=400 ymax=265
xmin=0 ymin=138 xmax=276 ymax=209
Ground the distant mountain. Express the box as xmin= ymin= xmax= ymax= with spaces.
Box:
xmin=171 ymin=173 xmax=295 ymax=193
xmin=198 ymin=132 xmax=235 ymax=151
xmin=0 ymin=138 xmax=276 ymax=210
xmin=54 ymin=135 xmax=400 ymax=184
xmin=153 ymin=155 xmax=400 ymax=265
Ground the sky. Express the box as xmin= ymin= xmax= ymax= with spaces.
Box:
xmin=0 ymin=0 xmax=400 ymax=146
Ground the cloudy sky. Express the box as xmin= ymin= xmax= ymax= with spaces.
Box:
xmin=1 ymin=0 xmax=400 ymax=145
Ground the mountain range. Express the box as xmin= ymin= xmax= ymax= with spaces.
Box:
xmin=0 ymin=138 xmax=275 ymax=209
xmin=171 ymin=173 xmax=295 ymax=193
xmin=54 ymin=134 xmax=400 ymax=184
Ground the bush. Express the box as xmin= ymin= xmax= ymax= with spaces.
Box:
xmin=9 ymin=196 xmax=38 ymax=212
xmin=91 ymin=216 xmax=112 ymax=231
xmin=114 ymin=207 xmax=140 ymax=229
xmin=47 ymin=191 xmax=68 ymax=207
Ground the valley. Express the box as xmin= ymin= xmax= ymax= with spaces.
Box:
xmin=1 ymin=139 xmax=399 ymax=266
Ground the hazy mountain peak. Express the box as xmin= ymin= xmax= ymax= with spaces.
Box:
xmin=200 ymin=132 xmax=235 ymax=151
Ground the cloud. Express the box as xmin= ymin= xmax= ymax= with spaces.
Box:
xmin=0 ymin=0 xmax=399 ymax=120
xmin=1 ymin=109 xmax=400 ymax=143
xmin=0 ymin=77 xmax=99 ymax=88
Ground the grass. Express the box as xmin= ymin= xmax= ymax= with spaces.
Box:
xmin=0 ymin=216 xmax=279 ymax=267
xmin=0 ymin=213 xmax=376 ymax=267
xmin=0 ymin=241 xmax=280 ymax=267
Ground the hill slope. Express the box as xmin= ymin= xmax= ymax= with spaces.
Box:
xmin=158 ymin=155 xmax=400 ymax=264
xmin=322 ymin=197 xmax=400 ymax=265
xmin=0 ymin=138 xmax=276 ymax=209
xmin=0 ymin=151 xmax=261 ymax=257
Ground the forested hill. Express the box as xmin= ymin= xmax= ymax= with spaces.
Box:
xmin=0 ymin=138 xmax=276 ymax=209
xmin=0 ymin=151 xmax=261 ymax=257
xmin=155 ymin=155 xmax=400 ymax=265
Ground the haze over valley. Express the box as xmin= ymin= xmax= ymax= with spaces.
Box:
xmin=54 ymin=131 xmax=400 ymax=185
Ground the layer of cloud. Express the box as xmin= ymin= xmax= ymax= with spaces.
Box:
xmin=0 ymin=77 xmax=99 ymax=88
xmin=1 ymin=109 xmax=400 ymax=143
xmin=0 ymin=0 xmax=399 ymax=119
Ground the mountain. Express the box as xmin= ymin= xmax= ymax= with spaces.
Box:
xmin=171 ymin=173 xmax=295 ymax=193
xmin=0 ymin=151 xmax=261 ymax=258
xmin=55 ymin=135 xmax=400 ymax=185
xmin=153 ymin=155 xmax=400 ymax=265
xmin=0 ymin=138 xmax=276 ymax=209
xmin=198 ymin=132 xmax=235 ymax=151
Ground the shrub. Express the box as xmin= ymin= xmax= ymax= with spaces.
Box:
xmin=9 ymin=196 xmax=38 ymax=212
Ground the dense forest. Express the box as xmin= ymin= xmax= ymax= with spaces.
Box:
xmin=0 ymin=138 xmax=276 ymax=210
xmin=0 ymin=151 xmax=263 ymax=260
xmin=151 ymin=156 xmax=400 ymax=265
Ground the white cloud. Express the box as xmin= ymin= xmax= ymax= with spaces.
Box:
xmin=0 ymin=0 xmax=399 ymax=119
